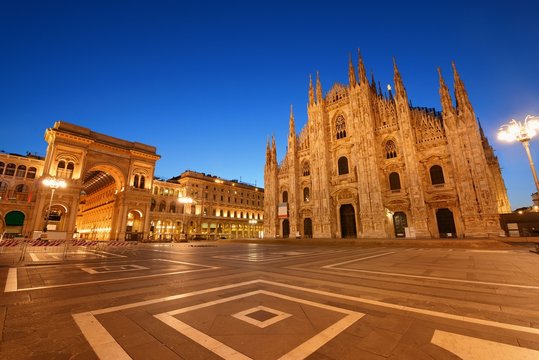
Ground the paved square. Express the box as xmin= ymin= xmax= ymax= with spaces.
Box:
xmin=2 ymin=241 xmax=539 ymax=359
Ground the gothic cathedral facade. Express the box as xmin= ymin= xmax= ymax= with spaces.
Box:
xmin=264 ymin=52 xmax=510 ymax=239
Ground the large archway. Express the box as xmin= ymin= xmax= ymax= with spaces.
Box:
xmin=76 ymin=168 xmax=119 ymax=240
xmin=4 ymin=211 xmax=25 ymax=236
xmin=126 ymin=210 xmax=143 ymax=240
xmin=340 ymin=204 xmax=357 ymax=238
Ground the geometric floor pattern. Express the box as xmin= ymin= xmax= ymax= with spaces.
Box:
xmin=2 ymin=243 xmax=539 ymax=359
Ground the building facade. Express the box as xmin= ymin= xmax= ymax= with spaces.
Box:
xmin=0 ymin=122 xmax=263 ymax=241
xmin=264 ymin=53 xmax=510 ymax=239
xmin=150 ymin=171 xmax=263 ymax=241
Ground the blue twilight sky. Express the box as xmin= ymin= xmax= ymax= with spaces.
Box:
xmin=1 ymin=0 xmax=538 ymax=209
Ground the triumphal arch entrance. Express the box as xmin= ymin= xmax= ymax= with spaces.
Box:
xmin=28 ymin=122 xmax=160 ymax=240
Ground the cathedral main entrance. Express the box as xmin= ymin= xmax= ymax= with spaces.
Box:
xmin=436 ymin=208 xmax=457 ymax=238
xmin=282 ymin=219 xmax=290 ymax=238
xmin=303 ymin=218 xmax=312 ymax=238
xmin=339 ymin=204 xmax=357 ymax=238
xmin=393 ymin=212 xmax=407 ymax=237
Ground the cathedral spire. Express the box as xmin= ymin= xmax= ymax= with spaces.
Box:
xmin=370 ymin=71 xmax=377 ymax=93
xmin=265 ymin=137 xmax=271 ymax=164
xmin=308 ymin=74 xmax=314 ymax=106
xmin=289 ymin=104 xmax=295 ymax=137
xmin=392 ymin=57 xmax=407 ymax=100
xmin=438 ymin=67 xmax=454 ymax=115
xmin=316 ymin=71 xmax=323 ymax=104
xmin=348 ymin=53 xmax=357 ymax=87
xmin=271 ymin=135 xmax=277 ymax=164
xmin=357 ymin=48 xmax=368 ymax=85
xmin=452 ymin=62 xmax=472 ymax=112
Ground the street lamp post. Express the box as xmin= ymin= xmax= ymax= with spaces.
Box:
xmin=42 ymin=177 xmax=67 ymax=232
xmin=498 ymin=115 xmax=539 ymax=203
xmin=178 ymin=195 xmax=193 ymax=240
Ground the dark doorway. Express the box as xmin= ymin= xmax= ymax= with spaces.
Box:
xmin=393 ymin=212 xmax=407 ymax=237
xmin=282 ymin=219 xmax=290 ymax=238
xmin=436 ymin=208 xmax=457 ymax=238
xmin=303 ymin=218 xmax=313 ymax=238
xmin=340 ymin=204 xmax=357 ymax=238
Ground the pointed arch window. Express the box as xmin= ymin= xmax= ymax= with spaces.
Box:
xmin=169 ymin=202 xmax=176 ymax=213
xmin=338 ymin=156 xmax=349 ymax=175
xmin=150 ymin=198 xmax=156 ymax=211
xmin=133 ymin=175 xmax=139 ymax=188
xmin=282 ymin=191 xmax=288 ymax=203
xmin=0 ymin=162 xmax=4 ymax=175
xmin=16 ymin=165 xmax=26 ymax=177
xmin=302 ymin=162 xmax=310 ymax=176
xmin=385 ymin=140 xmax=398 ymax=159
xmin=336 ymin=115 xmax=347 ymax=139
xmin=389 ymin=172 xmax=401 ymax=191
xmin=430 ymin=165 xmax=445 ymax=185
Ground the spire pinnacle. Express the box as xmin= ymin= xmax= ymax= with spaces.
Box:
xmin=348 ymin=53 xmax=357 ymax=87
xmin=452 ymin=61 xmax=472 ymax=111
xmin=271 ymin=135 xmax=277 ymax=163
xmin=392 ymin=57 xmax=407 ymax=100
xmin=438 ymin=67 xmax=454 ymax=114
xmin=316 ymin=71 xmax=323 ymax=104
xmin=265 ymin=137 xmax=271 ymax=164
xmin=357 ymin=48 xmax=367 ymax=85
xmin=308 ymin=74 xmax=314 ymax=106
xmin=289 ymin=104 xmax=295 ymax=134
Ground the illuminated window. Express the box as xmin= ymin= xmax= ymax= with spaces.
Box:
xmin=57 ymin=161 xmax=66 ymax=177
xmin=27 ymin=167 xmax=37 ymax=179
